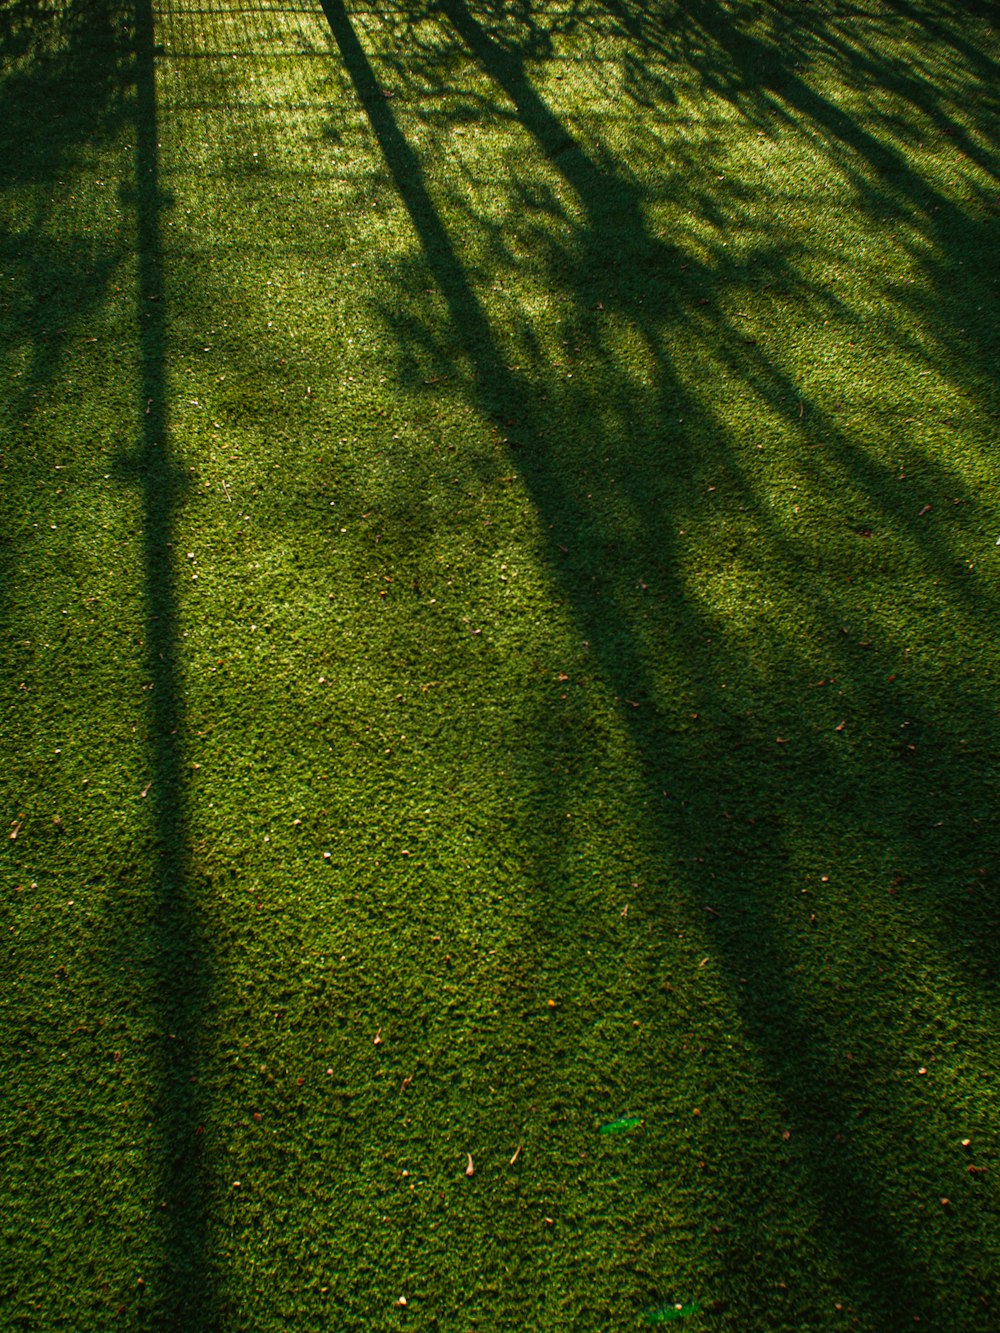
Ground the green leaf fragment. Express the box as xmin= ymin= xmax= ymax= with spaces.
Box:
xmin=599 ymin=1115 xmax=643 ymax=1134
xmin=646 ymin=1301 xmax=703 ymax=1323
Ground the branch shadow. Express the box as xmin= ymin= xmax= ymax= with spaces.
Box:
xmin=318 ymin=0 xmax=999 ymax=1322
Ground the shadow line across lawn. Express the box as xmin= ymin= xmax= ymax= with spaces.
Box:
xmin=319 ymin=0 xmax=998 ymax=1321
xmin=130 ymin=0 xmax=213 ymax=1321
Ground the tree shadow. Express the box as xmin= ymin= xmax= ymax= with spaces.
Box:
xmin=0 ymin=0 xmax=129 ymax=624
xmin=318 ymin=0 xmax=999 ymax=1322
xmin=0 ymin=0 xmax=212 ymax=1321
xmin=124 ymin=0 xmax=213 ymax=1322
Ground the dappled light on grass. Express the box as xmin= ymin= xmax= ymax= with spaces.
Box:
xmin=1 ymin=0 xmax=997 ymax=1326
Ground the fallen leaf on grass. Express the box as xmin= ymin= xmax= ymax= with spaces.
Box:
xmin=647 ymin=1301 xmax=703 ymax=1323
xmin=465 ymin=1153 xmax=474 ymax=1177
xmin=599 ymin=1116 xmax=642 ymax=1135
xmin=510 ymin=1142 xmax=522 ymax=1165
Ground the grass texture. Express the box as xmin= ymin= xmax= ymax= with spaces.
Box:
xmin=1 ymin=0 xmax=999 ymax=1327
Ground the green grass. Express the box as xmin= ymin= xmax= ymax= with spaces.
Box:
xmin=1 ymin=0 xmax=998 ymax=1327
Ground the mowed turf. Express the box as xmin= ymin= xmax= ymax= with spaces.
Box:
xmin=1 ymin=0 xmax=998 ymax=1327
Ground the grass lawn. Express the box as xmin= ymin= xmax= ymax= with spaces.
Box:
xmin=2 ymin=0 xmax=999 ymax=1326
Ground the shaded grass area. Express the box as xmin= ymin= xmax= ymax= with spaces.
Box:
xmin=1 ymin=0 xmax=998 ymax=1327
